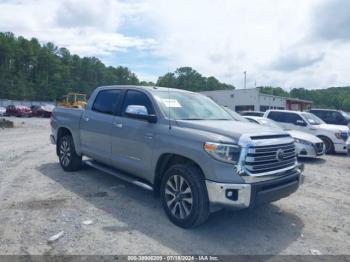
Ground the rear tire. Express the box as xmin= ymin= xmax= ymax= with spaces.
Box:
xmin=160 ymin=164 xmax=209 ymax=228
xmin=319 ymin=136 xmax=334 ymax=154
xmin=58 ymin=135 xmax=82 ymax=171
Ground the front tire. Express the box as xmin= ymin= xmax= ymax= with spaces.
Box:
xmin=58 ymin=135 xmax=82 ymax=171
xmin=160 ymin=164 xmax=209 ymax=228
xmin=319 ymin=136 xmax=334 ymax=154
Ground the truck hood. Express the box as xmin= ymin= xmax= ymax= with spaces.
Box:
xmin=287 ymin=130 xmax=322 ymax=143
xmin=175 ymin=120 xmax=289 ymax=141
xmin=317 ymin=123 xmax=349 ymax=133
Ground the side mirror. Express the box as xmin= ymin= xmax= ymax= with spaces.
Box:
xmin=295 ymin=119 xmax=307 ymax=126
xmin=125 ymin=105 xmax=157 ymax=123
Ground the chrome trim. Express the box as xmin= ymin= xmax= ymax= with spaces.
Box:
xmin=237 ymin=133 xmax=297 ymax=177
xmin=205 ymin=180 xmax=251 ymax=209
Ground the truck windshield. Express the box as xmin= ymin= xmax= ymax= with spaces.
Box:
xmin=153 ymin=91 xmax=232 ymax=120
xmin=302 ymin=112 xmax=325 ymax=125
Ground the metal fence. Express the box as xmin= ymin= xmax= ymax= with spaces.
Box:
xmin=0 ymin=99 xmax=56 ymax=107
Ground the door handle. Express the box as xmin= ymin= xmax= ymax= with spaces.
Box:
xmin=112 ymin=123 xmax=123 ymax=128
xmin=83 ymin=117 xmax=89 ymax=122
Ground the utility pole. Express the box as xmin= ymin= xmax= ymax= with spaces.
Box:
xmin=243 ymin=71 xmax=247 ymax=89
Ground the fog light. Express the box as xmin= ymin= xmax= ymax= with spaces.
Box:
xmin=226 ymin=189 xmax=238 ymax=201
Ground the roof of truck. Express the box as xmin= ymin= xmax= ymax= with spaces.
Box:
xmin=97 ymin=85 xmax=194 ymax=93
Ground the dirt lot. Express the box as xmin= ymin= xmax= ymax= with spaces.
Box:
xmin=0 ymin=117 xmax=349 ymax=255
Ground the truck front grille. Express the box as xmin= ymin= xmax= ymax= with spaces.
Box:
xmin=245 ymin=142 xmax=297 ymax=175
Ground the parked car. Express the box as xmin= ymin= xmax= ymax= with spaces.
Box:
xmin=0 ymin=107 xmax=6 ymax=116
xmin=51 ymin=85 xmax=304 ymax=228
xmin=243 ymin=116 xmax=325 ymax=158
xmin=264 ymin=110 xmax=349 ymax=154
xmin=6 ymin=105 xmax=32 ymax=117
xmin=222 ymin=107 xmax=250 ymax=122
xmin=31 ymin=104 xmax=55 ymax=118
xmin=309 ymin=109 xmax=350 ymax=127
xmin=239 ymin=111 xmax=265 ymax=117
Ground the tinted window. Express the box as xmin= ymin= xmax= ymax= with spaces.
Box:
xmin=310 ymin=110 xmax=325 ymax=118
xmin=284 ymin=112 xmax=303 ymax=124
xmin=268 ymin=111 xmax=303 ymax=124
xmin=92 ymin=89 xmax=121 ymax=115
xmin=122 ymin=90 xmax=154 ymax=116
xmin=267 ymin=111 xmax=284 ymax=122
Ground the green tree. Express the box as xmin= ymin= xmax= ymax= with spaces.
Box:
xmin=156 ymin=67 xmax=234 ymax=91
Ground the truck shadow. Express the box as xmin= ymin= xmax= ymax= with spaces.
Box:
xmin=37 ymin=162 xmax=304 ymax=255
xmin=298 ymin=157 xmax=326 ymax=165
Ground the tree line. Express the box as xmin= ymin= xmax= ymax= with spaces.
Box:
xmin=0 ymin=32 xmax=349 ymax=110
xmin=259 ymin=86 xmax=350 ymax=111
xmin=0 ymin=32 xmax=233 ymax=101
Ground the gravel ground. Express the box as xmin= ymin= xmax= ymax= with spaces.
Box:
xmin=0 ymin=117 xmax=349 ymax=255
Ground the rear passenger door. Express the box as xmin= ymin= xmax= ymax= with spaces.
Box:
xmin=111 ymin=90 xmax=156 ymax=180
xmin=80 ymin=89 xmax=122 ymax=163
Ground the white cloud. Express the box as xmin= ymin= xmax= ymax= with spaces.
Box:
xmin=139 ymin=0 xmax=350 ymax=89
xmin=0 ymin=0 xmax=156 ymax=57
xmin=1 ymin=0 xmax=350 ymax=88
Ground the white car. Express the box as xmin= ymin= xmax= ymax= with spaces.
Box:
xmin=264 ymin=110 xmax=349 ymax=154
xmin=0 ymin=107 xmax=6 ymax=116
xmin=244 ymin=116 xmax=325 ymax=158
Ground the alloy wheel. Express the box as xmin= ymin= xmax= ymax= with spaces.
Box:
xmin=60 ymin=139 xmax=71 ymax=167
xmin=165 ymin=175 xmax=193 ymax=219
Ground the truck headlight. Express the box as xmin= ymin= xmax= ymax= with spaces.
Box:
xmin=335 ymin=132 xmax=348 ymax=141
xmin=204 ymin=142 xmax=241 ymax=164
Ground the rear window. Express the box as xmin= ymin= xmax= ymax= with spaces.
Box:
xmin=92 ymin=89 xmax=122 ymax=115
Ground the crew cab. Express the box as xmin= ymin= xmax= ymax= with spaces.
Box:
xmin=264 ymin=110 xmax=350 ymax=154
xmin=50 ymin=86 xmax=304 ymax=228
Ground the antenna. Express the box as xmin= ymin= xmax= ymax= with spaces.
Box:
xmin=167 ymin=67 xmax=172 ymax=130
xmin=168 ymin=86 xmax=171 ymax=130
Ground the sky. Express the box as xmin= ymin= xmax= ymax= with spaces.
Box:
xmin=0 ymin=0 xmax=349 ymax=89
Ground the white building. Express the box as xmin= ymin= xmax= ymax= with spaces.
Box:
xmin=201 ymin=88 xmax=312 ymax=112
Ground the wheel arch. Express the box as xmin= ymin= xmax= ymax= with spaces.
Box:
xmin=153 ymin=153 xmax=205 ymax=196
xmin=317 ymin=135 xmax=334 ymax=153
xmin=56 ymin=126 xmax=80 ymax=156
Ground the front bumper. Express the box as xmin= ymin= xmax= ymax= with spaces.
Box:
xmin=334 ymin=142 xmax=348 ymax=153
xmin=206 ymin=168 xmax=303 ymax=211
xmin=296 ymin=143 xmax=324 ymax=158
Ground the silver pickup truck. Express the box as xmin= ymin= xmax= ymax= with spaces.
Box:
xmin=50 ymin=85 xmax=304 ymax=228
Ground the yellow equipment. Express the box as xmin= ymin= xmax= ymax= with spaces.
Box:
xmin=59 ymin=93 xmax=87 ymax=109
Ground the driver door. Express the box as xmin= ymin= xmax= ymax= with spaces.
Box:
xmin=279 ymin=112 xmax=307 ymax=131
xmin=111 ymin=90 xmax=157 ymax=180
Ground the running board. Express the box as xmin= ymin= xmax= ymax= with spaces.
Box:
xmin=84 ymin=160 xmax=153 ymax=191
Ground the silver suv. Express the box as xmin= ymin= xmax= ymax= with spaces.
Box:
xmin=51 ymin=86 xmax=303 ymax=228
